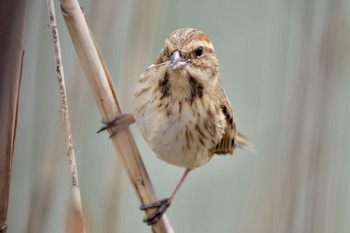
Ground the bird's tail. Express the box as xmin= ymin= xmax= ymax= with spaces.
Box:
xmin=236 ymin=132 xmax=255 ymax=154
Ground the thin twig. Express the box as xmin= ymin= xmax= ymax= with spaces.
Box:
xmin=0 ymin=1 xmax=26 ymax=232
xmin=46 ymin=1 xmax=86 ymax=232
xmin=59 ymin=0 xmax=175 ymax=232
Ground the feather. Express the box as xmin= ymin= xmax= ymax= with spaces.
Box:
xmin=236 ymin=131 xmax=256 ymax=154
xmin=212 ymin=82 xmax=237 ymax=155
xmin=212 ymin=80 xmax=255 ymax=155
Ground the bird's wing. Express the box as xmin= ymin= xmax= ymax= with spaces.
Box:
xmin=212 ymin=81 xmax=255 ymax=155
xmin=212 ymin=81 xmax=237 ymax=155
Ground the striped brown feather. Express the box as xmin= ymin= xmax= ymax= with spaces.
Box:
xmin=212 ymin=81 xmax=237 ymax=155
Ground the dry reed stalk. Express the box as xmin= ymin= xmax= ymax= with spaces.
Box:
xmin=46 ymin=0 xmax=86 ymax=232
xmin=59 ymin=0 xmax=175 ymax=232
xmin=0 ymin=1 xmax=26 ymax=232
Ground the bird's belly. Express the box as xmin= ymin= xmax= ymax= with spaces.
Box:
xmin=150 ymin=120 xmax=211 ymax=168
xmin=134 ymin=99 xmax=224 ymax=168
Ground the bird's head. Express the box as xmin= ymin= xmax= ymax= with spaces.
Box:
xmin=155 ymin=28 xmax=219 ymax=83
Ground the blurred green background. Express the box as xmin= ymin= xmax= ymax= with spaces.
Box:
xmin=8 ymin=0 xmax=350 ymax=232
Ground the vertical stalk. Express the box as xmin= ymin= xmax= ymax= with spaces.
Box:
xmin=0 ymin=0 xmax=26 ymax=232
xmin=46 ymin=0 xmax=86 ymax=232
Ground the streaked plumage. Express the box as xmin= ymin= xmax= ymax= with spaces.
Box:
xmin=133 ymin=28 xmax=253 ymax=168
xmin=129 ymin=28 xmax=255 ymax=225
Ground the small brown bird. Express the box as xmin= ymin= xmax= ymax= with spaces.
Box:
xmin=100 ymin=28 xmax=254 ymax=225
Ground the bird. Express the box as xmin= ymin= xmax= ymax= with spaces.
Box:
xmin=99 ymin=28 xmax=254 ymax=225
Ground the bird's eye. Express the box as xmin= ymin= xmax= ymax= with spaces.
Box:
xmin=195 ymin=46 xmax=203 ymax=57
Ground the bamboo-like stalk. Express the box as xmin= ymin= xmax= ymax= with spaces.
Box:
xmin=59 ymin=0 xmax=175 ymax=232
xmin=0 ymin=1 xmax=26 ymax=232
xmin=46 ymin=1 xmax=86 ymax=232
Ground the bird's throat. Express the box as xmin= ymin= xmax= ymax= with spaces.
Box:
xmin=167 ymin=70 xmax=195 ymax=100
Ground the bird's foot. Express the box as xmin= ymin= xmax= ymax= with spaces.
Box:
xmin=97 ymin=114 xmax=135 ymax=138
xmin=139 ymin=198 xmax=171 ymax=225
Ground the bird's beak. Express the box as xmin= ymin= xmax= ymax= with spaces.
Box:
xmin=170 ymin=50 xmax=181 ymax=67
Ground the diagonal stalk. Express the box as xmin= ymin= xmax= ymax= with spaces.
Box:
xmin=59 ymin=0 xmax=175 ymax=232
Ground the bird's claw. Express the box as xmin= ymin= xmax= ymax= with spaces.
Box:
xmin=140 ymin=198 xmax=171 ymax=225
xmin=97 ymin=114 xmax=135 ymax=138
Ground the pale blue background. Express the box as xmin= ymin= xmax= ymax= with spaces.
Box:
xmin=8 ymin=0 xmax=350 ymax=232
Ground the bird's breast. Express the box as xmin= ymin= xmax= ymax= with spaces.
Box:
xmin=133 ymin=85 xmax=226 ymax=168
